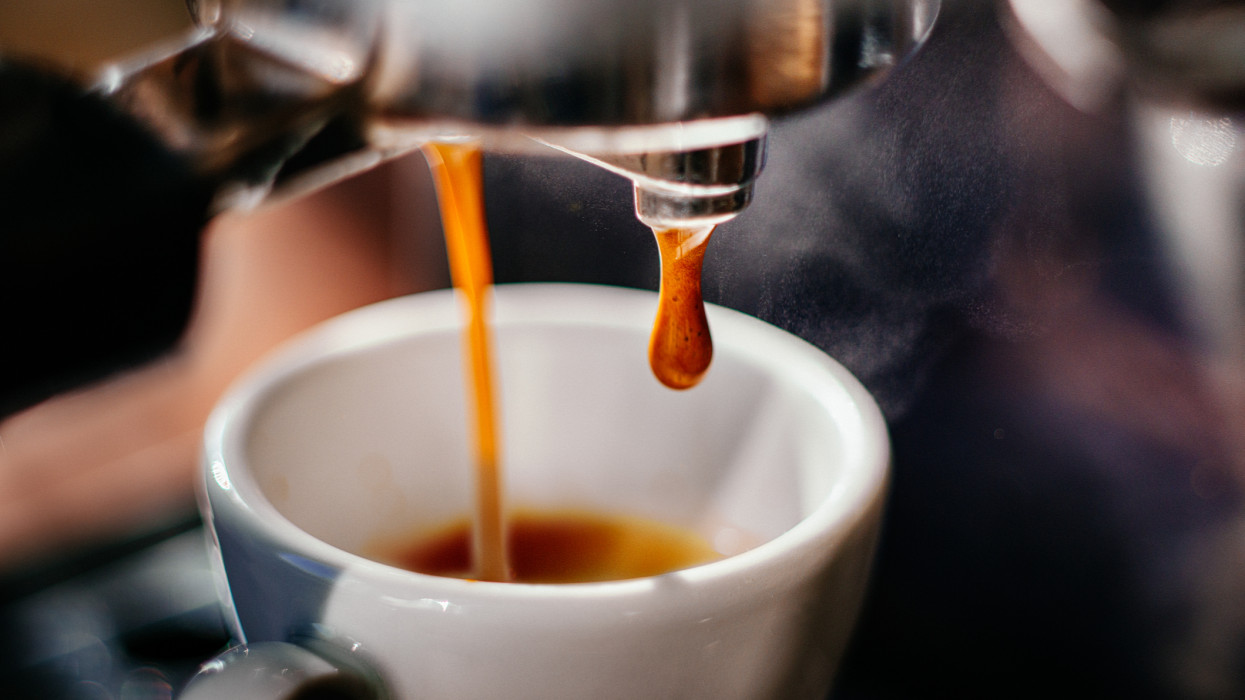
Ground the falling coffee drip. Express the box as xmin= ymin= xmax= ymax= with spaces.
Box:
xmin=649 ymin=226 xmax=716 ymax=390
xmin=421 ymin=141 xmax=510 ymax=583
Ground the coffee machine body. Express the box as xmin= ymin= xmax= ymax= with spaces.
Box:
xmin=105 ymin=0 xmax=939 ymax=223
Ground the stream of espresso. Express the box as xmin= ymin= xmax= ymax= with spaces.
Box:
xmin=421 ymin=141 xmax=510 ymax=582
xmin=421 ymin=142 xmax=717 ymax=582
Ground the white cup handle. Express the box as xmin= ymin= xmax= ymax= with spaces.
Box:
xmin=180 ymin=637 xmax=389 ymax=700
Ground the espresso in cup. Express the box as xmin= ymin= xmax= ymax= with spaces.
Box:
xmin=371 ymin=508 xmax=721 ymax=583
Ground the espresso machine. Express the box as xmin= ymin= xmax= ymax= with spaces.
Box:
xmin=104 ymin=0 xmax=937 ymax=223
xmin=0 ymin=0 xmax=937 ymax=418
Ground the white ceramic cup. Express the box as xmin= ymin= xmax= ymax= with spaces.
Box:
xmin=194 ymin=283 xmax=889 ymax=700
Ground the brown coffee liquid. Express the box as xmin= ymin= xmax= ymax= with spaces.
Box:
xmin=421 ymin=144 xmax=722 ymax=582
xmin=379 ymin=509 xmax=721 ymax=583
xmin=649 ymin=226 xmax=715 ymax=390
xmin=422 ymin=141 xmax=509 ymax=582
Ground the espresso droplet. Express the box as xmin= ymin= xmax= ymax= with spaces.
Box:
xmin=649 ymin=226 xmax=715 ymax=390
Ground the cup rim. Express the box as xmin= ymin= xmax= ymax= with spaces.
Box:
xmin=202 ymin=282 xmax=890 ymax=600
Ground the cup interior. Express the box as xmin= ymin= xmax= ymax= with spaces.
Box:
xmin=220 ymin=284 xmax=883 ymax=573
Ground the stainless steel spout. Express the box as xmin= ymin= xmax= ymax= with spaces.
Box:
xmin=539 ymin=121 xmax=767 ymax=228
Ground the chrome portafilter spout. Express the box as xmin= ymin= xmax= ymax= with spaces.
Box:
xmin=622 ymin=135 xmax=765 ymax=229
xmin=537 ymin=118 xmax=768 ymax=229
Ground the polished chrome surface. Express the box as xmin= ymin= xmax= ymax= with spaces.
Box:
xmin=101 ymin=0 xmax=939 ymax=221
xmin=366 ymin=0 xmax=936 ymax=129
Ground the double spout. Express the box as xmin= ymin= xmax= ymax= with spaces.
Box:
xmin=99 ymin=0 xmax=938 ymax=227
